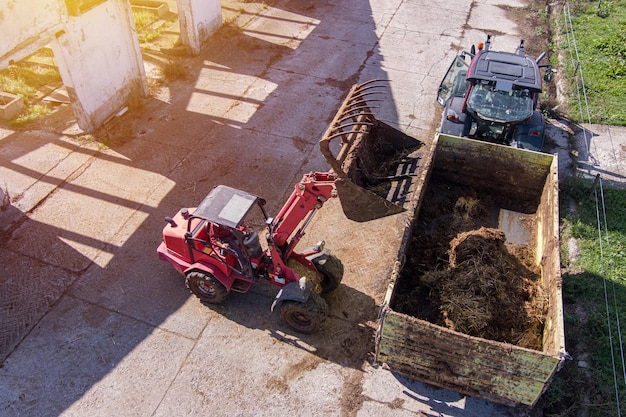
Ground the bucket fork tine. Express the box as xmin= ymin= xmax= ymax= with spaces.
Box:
xmin=346 ymin=91 xmax=385 ymax=105
xmin=335 ymin=112 xmax=376 ymax=125
xmin=319 ymin=80 xmax=424 ymax=222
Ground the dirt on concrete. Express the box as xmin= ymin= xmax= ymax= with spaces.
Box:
xmin=2 ymin=2 xmax=623 ymax=417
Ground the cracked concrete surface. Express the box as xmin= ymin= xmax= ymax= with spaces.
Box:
xmin=1 ymin=1 xmax=624 ymax=417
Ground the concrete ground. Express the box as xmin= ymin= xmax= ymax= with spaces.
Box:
xmin=545 ymin=119 xmax=626 ymax=188
xmin=575 ymin=124 xmax=626 ymax=187
xmin=1 ymin=0 xmax=625 ymax=416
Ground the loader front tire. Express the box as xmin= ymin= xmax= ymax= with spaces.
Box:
xmin=315 ymin=254 xmax=344 ymax=293
xmin=280 ymin=293 xmax=329 ymax=334
xmin=186 ymin=271 xmax=227 ymax=304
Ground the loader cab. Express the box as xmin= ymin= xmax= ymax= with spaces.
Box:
xmin=190 ymin=185 xmax=267 ymax=262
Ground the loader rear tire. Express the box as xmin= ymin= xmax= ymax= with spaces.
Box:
xmin=186 ymin=271 xmax=227 ymax=304
xmin=315 ymin=254 xmax=344 ymax=293
xmin=280 ymin=293 xmax=328 ymax=334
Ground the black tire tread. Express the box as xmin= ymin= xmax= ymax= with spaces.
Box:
xmin=279 ymin=293 xmax=329 ymax=334
xmin=315 ymin=253 xmax=344 ymax=293
xmin=185 ymin=271 xmax=227 ymax=304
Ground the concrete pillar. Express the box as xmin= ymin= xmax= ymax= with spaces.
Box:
xmin=52 ymin=0 xmax=148 ymax=132
xmin=0 ymin=0 xmax=64 ymax=68
xmin=176 ymin=0 xmax=223 ymax=55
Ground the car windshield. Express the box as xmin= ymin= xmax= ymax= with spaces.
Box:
xmin=466 ymin=83 xmax=533 ymax=123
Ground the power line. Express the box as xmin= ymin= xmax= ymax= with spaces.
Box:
xmin=563 ymin=3 xmax=593 ymax=157
xmin=564 ymin=2 xmax=625 ymax=414
xmin=594 ymin=177 xmax=622 ymax=416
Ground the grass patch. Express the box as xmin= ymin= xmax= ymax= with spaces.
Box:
xmin=9 ymin=104 xmax=51 ymax=127
xmin=0 ymin=52 xmax=61 ymax=101
xmin=543 ymin=177 xmax=626 ymax=416
xmin=133 ymin=10 xmax=163 ymax=43
xmin=0 ymin=48 xmax=61 ymax=126
xmin=133 ymin=10 xmax=156 ymax=29
xmin=138 ymin=27 xmax=163 ymax=43
xmin=0 ymin=72 xmax=36 ymax=101
xmin=560 ymin=1 xmax=626 ymax=125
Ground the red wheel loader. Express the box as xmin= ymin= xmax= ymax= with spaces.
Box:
xmin=158 ymin=172 xmax=343 ymax=334
xmin=158 ymin=81 xmax=427 ymax=333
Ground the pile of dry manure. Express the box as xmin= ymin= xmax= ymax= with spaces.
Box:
xmin=420 ymin=227 xmax=547 ymax=350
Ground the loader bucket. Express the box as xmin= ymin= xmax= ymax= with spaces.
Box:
xmin=320 ymin=80 xmax=426 ymax=222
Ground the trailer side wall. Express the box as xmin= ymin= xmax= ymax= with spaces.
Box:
xmin=376 ymin=134 xmax=565 ymax=407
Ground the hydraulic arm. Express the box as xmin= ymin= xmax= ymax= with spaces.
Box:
xmin=269 ymin=171 xmax=337 ymax=253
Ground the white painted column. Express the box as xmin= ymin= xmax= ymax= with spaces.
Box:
xmin=52 ymin=0 xmax=148 ymax=131
xmin=176 ymin=0 xmax=223 ymax=55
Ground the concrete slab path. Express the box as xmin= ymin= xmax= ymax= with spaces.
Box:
xmin=1 ymin=1 xmax=623 ymax=416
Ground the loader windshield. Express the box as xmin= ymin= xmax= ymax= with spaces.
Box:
xmin=466 ymin=82 xmax=533 ymax=123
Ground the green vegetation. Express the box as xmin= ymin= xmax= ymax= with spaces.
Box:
xmin=132 ymin=10 xmax=162 ymax=43
xmin=0 ymin=48 xmax=61 ymax=126
xmin=11 ymin=104 xmax=51 ymax=127
xmin=133 ymin=10 xmax=156 ymax=29
xmin=0 ymin=49 xmax=61 ymax=102
xmin=0 ymin=70 xmax=36 ymax=100
xmin=561 ymin=1 xmax=626 ymax=125
xmin=543 ymin=178 xmax=626 ymax=416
